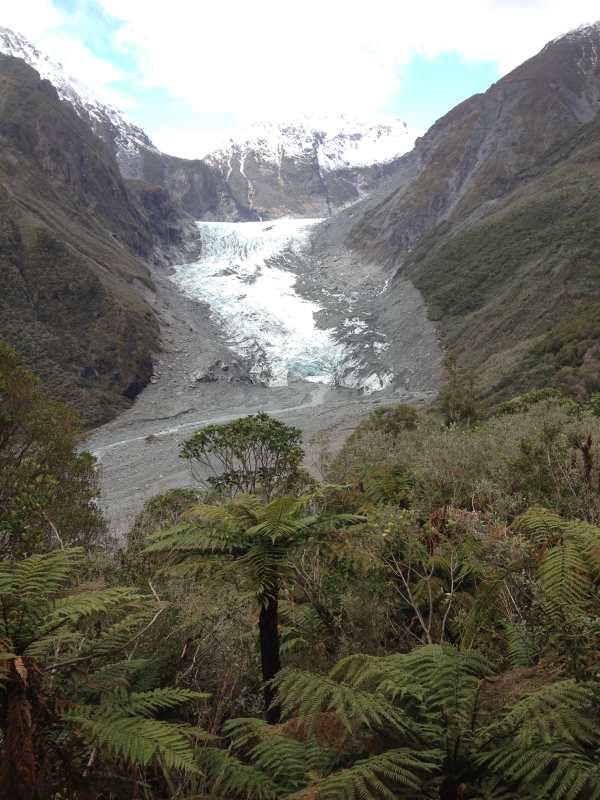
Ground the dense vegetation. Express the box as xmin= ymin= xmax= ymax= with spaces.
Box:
xmin=3 ymin=346 xmax=600 ymax=798
xmin=405 ymin=112 xmax=600 ymax=409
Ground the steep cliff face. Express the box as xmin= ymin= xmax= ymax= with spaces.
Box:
xmin=336 ymin=21 xmax=600 ymax=403
xmin=347 ymin=22 xmax=600 ymax=264
xmin=203 ymin=117 xmax=415 ymax=218
xmin=0 ymin=26 xmax=249 ymax=221
xmin=0 ymin=53 xmax=162 ymax=425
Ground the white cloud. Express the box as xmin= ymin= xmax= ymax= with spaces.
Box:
xmin=96 ymin=0 xmax=600 ymax=116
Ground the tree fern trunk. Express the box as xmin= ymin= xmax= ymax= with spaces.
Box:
xmin=439 ymin=778 xmax=460 ymax=800
xmin=259 ymin=595 xmax=281 ymax=724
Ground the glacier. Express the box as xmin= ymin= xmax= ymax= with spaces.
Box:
xmin=171 ymin=219 xmax=393 ymax=392
xmin=172 ymin=219 xmax=345 ymax=386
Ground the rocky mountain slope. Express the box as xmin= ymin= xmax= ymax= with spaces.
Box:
xmin=0 ymin=26 xmax=247 ymax=220
xmin=0 ymin=52 xmax=189 ymax=425
xmin=323 ymin=21 xmax=600 ymax=404
xmin=0 ymin=27 xmax=413 ymax=220
xmin=203 ymin=117 xmax=415 ymax=218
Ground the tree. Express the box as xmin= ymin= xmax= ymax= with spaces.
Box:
xmin=0 ymin=342 xmax=104 ymax=558
xmin=145 ymin=494 xmax=362 ymax=723
xmin=0 ymin=547 xmax=207 ymax=798
xmin=200 ymin=644 xmax=600 ymax=800
xmin=438 ymin=357 xmax=479 ymax=427
xmin=180 ymin=413 xmax=306 ymax=499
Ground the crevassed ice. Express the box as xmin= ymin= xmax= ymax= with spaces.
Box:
xmin=171 ymin=219 xmax=347 ymax=386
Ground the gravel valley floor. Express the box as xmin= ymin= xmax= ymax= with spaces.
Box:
xmin=86 ymin=224 xmax=440 ymax=536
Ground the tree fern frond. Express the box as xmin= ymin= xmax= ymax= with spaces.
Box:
xmin=296 ymin=747 xmax=443 ymax=800
xmin=64 ymin=710 xmax=201 ymax=773
xmin=273 ymin=668 xmax=414 ymax=736
xmin=503 ymin=622 xmax=538 ymax=667
xmin=478 ymin=680 xmax=595 ymax=751
xmin=0 ymin=548 xmax=84 ymax=598
xmin=199 ymin=746 xmax=285 ymax=800
xmin=82 ymin=607 xmax=166 ymax=657
xmin=538 ymin=541 xmax=590 ymax=616
xmin=43 ymin=588 xmax=147 ymax=631
xmin=482 ymin=742 xmax=600 ymax=800
xmin=103 ymin=687 xmax=210 ymax=718
xmin=224 ymin=717 xmax=335 ymax=785
xmin=460 ymin=584 xmax=501 ymax=651
xmin=81 ymin=659 xmax=150 ymax=692
xmin=512 ymin=508 xmax=567 ymax=547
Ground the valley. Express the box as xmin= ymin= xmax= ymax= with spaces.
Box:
xmin=88 ymin=217 xmax=439 ymax=533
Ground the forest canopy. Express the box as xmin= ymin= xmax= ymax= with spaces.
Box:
xmin=1 ymin=347 xmax=600 ymax=799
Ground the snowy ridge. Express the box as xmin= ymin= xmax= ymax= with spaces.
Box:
xmin=0 ymin=26 xmax=158 ymax=171
xmin=204 ymin=115 xmax=417 ymax=173
xmin=548 ymin=19 xmax=600 ymax=46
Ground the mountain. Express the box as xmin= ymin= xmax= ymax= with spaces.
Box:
xmin=0 ymin=27 xmax=414 ymax=220
xmin=0 ymin=26 xmax=248 ymax=220
xmin=327 ymin=20 xmax=600 ymax=405
xmin=202 ymin=117 xmax=416 ymax=218
xmin=0 ymin=52 xmax=183 ymax=425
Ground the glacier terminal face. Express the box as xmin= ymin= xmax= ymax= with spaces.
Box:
xmin=171 ymin=219 xmax=393 ymax=392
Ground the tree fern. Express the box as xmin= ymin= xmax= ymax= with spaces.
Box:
xmin=64 ymin=710 xmax=202 ymax=773
xmin=301 ymin=748 xmax=443 ymax=800
xmin=503 ymin=622 xmax=537 ymax=667
xmin=224 ymin=717 xmax=334 ymax=787
xmin=199 ymin=745 xmax=285 ymax=800
xmin=144 ymin=492 xmax=364 ymax=721
xmin=273 ymin=667 xmax=416 ymax=736
xmin=538 ymin=540 xmax=590 ymax=616
xmin=0 ymin=549 xmax=208 ymax=795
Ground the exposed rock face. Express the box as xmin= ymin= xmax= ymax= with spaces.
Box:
xmin=0 ymin=53 xmax=164 ymax=425
xmin=328 ymin=21 xmax=600 ymax=403
xmin=0 ymin=28 xmax=415 ymax=221
xmin=345 ymin=22 xmax=600 ymax=265
xmin=0 ymin=26 xmax=250 ymax=221
xmin=203 ymin=117 xmax=416 ymax=218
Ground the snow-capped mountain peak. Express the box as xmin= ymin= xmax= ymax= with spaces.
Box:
xmin=0 ymin=26 xmax=417 ymax=219
xmin=0 ymin=26 xmax=158 ymax=175
xmin=203 ymin=114 xmax=417 ymax=172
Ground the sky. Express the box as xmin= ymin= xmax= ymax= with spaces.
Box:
xmin=3 ymin=0 xmax=600 ymax=157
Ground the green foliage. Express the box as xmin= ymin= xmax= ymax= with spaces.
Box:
xmin=365 ymin=405 xmax=419 ymax=436
xmin=437 ymin=357 xmax=479 ymax=427
xmin=0 ymin=342 xmax=105 ymax=558
xmin=0 ymin=547 xmax=206 ymax=797
xmin=180 ymin=413 xmax=306 ymax=499
xmin=495 ymin=388 xmax=573 ymax=417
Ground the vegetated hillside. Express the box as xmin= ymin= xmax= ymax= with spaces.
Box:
xmin=406 ymin=114 xmax=600 ymax=404
xmin=341 ymin=22 xmax=600 ymax=403
xmin=0 ymin=53 xmax=173 ymax=425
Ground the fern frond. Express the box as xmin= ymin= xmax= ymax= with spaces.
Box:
xmin=81 ymin=659 xmax=150 ymax=692
xmin=82 ymin=607 xmax=166 ymax=657
xmin=503 ymin=622 xmax=537 ymax=667
xmin=43 ymin=588 xmax=147 ymax=631
xmin=0 ymin=548 xmax=84 ymax=598
xmin=64 ymin=709 xmax=201 ymax=773
xmin=297 ymin=747 xmax=443 ymax=800
xmin=224 ymin=717 xmax=334 ymax=785
xmin=110 ymin=687 xmax=210 ymax=717
xmin=478 ymin=680 xmax=595 ymax=751
xmin=538 ymin=541 xmax=590 ymax=616
xmin=199 ymin=746 xmax=284 ymax=800
xmin=482 ymin=742 xmax=600 ymax=800
xmin=273 ymin=668 xmax=414 ymax=736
